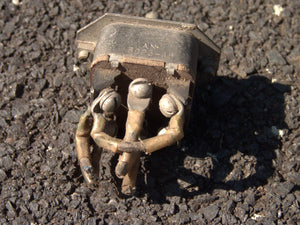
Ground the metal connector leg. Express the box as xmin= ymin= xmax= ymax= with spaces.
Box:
xmin=117 ymin=78 xmax=152 ymax=195
xmin=121 ymin=152 xmax=141 ymax=195
xmin=115 ymin=111 xmax=145 ymax=178
xmin=75 ymin=109 xmax=100 ymax=188
xmin=117 ymin=111 xmax=145 ymax=195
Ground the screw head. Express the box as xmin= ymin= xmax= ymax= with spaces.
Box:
xmin=129 ymin=78 xmax=152 ymax=99
xmin=159 ymin=94 xmax=178 ymax=118
xmin=99 ymin=89 xmax=121 ymax=113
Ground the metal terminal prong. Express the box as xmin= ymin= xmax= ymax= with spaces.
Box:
xmin=76 ymin=88 xmax=121 ymax=189
xmin=75 ymin=108 xmax=100 ymax=188
xmin=116 ymin=78 xmax=152 ymax=195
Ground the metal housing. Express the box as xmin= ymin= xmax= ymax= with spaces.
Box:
xmin=76 ymin=13 xmax=220 ymax=134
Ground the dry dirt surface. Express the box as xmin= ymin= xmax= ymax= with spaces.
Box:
xmin=0 ymin=0 xmax=299 ymax=224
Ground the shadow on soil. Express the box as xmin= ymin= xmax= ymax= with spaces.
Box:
xmin=138 ymin=75 xmax=290 ymax=203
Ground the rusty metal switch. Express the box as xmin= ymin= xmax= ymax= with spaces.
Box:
xmin=75 ymin=13 xmax=220 ymax=195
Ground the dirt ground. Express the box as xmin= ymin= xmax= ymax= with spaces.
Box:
xmin=0 ymin=0 xmax=299 ymax=224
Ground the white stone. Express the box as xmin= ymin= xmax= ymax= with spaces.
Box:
xmin=273 ymin=5 xmax=284 ymax=16
xmin=266 ymin=68 xmax=272 ymax=74
xmin=251 ymin=213 xmax=264 ymax=221
xmin=73 ymin=64 xmax=79 ymax=72
xmin=145 ymin=11 xmax=158 ymax=19
xmin=12 ymin=0 xmax=20 ymax=5
xmin=279 ymin=129 xmax=285 ymax=138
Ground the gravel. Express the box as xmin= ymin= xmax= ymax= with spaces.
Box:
xmin=0 ymin=0 xmax=299 ymax=224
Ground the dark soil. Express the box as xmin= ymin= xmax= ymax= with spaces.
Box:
xmin=0 ymin=0 xmax=299 ymax=224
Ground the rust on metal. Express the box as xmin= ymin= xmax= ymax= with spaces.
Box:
xmin=122 ymin=56 xmax=165 ymax=68
xmin=90 ymin=54 xmax=109 ymax=68
xmin=177 ymin=63 xmax=189 ymax=72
